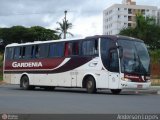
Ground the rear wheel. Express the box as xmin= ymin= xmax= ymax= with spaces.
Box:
xmin=111 ymin=89 xmax=121 ymax=94
xmin=21 ymin=76 xmax=34 ymax=90
xmin=86 ymin=76 xmax=97 ymax=93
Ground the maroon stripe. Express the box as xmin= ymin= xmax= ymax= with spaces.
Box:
xmin=4 ymin=57 xmax=94 ymax=73
xmin=5 ymin=58 xmax=65 ymax=70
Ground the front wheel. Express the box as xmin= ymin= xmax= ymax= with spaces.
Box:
xmin=86 ymin=76 xmax=97 ymax=93
xmin=111 ymin=89 xmax=121 ymax=94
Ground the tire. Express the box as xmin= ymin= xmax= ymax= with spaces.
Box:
xmin=21 ymin=76 xmax=34 ymax=90
xmin=111 ymin=89 xmax=121 ymax=94
xmin=86 ymin=76 xmax=97 ymax=93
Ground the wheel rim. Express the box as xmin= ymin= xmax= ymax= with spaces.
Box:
xmin=87 ymin=80 xmax=92 ymax=89
xmin=22 ymin=79 xmax=28 ymax=88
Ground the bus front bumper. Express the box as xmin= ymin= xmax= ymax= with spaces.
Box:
xmin=120 ymin=81 xmax=151 ymax=89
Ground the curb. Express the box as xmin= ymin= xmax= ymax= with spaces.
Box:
xmin=0 ymin=81 xmax=6 ymax=85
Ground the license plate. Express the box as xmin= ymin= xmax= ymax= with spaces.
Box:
xmin=137 ymin=85 xmax=143 ymax=89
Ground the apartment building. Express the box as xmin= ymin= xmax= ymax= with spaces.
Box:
xmin=103 ymin=0 xmax=158 ymax=35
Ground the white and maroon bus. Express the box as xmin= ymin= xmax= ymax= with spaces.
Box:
xmin=3 ymin=35 xmax=151 ymax=94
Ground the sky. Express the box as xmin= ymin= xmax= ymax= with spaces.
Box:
xmin=0 ymin=0 xmax=160 ymax=38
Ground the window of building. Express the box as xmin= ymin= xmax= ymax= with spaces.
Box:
xmin=141 ymin=9 xmax=145 ymax=15
xmin=128 ymin=16 xmax=132 ymax=21
xmin=118 ymin=8 xmax=120 ymax=11
xmin=128 ymin=9 xmax=132 ymax=14
xmin=128 ymin=23 xmax=131 ymax=27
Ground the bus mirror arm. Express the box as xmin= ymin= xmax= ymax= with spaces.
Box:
xmin=117 ymin=46 xmax=123 ymax=59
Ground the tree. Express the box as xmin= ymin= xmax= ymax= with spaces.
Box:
xmin=119 ymin=14 xmax=160 ymax=50
xmin=29 ymin=26 xmax=59 ymax=41
xmin=56 ymin=19 xmax=73 ymax=39
xmin=0 ymin=26 xmax=60 ymax=52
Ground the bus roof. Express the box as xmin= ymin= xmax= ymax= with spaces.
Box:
xmin=6 ymin=35 xmax=143 ymax=47
xmin=85 ymin=35 xmax=143 ymax=42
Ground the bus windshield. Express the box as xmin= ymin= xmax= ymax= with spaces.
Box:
xmin=118 ymin=39 xmax=150 ymax=75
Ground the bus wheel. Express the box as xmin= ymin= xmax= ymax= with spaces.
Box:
xmin=111 ymin=89 xmax=121 ymax=94
xmin=21 ymin=76 xmax=34 ymax=90
xmin=86 ymin=76 xmax=97 ymax=93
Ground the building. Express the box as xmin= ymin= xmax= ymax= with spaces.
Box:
xmin=103 ymin=0 xmax=158 ymax=35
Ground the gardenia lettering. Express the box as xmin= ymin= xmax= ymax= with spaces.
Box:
xmin=12 ymin=62 xmax=43 ymax=68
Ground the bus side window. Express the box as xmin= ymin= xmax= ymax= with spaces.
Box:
xmin=64 ymin=42 xmax=72 ymax=57
xmin=24 ymin=46 xmax=33 ymax=59
xmin=64 ymin=42 xmax=79 ymax=57
xmin=14 ymin=47 xmax=21 ymax=59
xmin=72 ymin=42 xmax=79 ymax=55
xmin=5 ymin=47 xmax=14 ymax=60
xmin=35 ymin=45 xmax=39 ymax=58
xmin=49 ymin=43 xmax=64 ymax=58
xmin=82 ymin=39 xmax=98 ymax=56
xmin=35 ymin=44 xmax=49 ymax=58
xmin=21 ymin=47 xmax=25 ymax=59
xmin=31 ymin=46 xmax=35 ymax=58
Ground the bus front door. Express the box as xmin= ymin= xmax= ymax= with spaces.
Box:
xmin=109 ymin=72 xmax=120 ymax=89
xmin=108 ymin=49 xmax=120 ymax=89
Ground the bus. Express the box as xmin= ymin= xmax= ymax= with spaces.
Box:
xmin=3 ymin=35 xmax=151 ymax=94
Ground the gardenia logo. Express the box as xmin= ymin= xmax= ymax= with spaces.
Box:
xmin=12 ymin=62 xmax=43 ymax=68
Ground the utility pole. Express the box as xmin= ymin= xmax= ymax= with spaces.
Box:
xmin=64 ymin=10 xmax=67 ymax=39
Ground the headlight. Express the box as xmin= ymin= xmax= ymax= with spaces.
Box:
xmin=121 ymin=77 xmax=131 ymax=82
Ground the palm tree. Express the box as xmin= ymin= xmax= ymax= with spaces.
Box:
xmin=56 ymin=19 xmax=73 ymax=39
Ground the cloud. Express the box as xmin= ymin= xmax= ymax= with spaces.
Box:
xmin=0 ymin=0 xmax=159 ymax=38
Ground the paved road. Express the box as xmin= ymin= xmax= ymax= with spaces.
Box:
xmin=0 ymin=85 xmax=160 ymax=114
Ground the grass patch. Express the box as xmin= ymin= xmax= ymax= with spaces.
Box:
xmin=151 ymin=79 xmax=160 ymax=86
xmin=0 ymin=53 xmax=3 ymax=68
xmin=0 ymin=53 xmax=3 ymax=81
xmin=0 ymin=72 xmax=3 ymax=81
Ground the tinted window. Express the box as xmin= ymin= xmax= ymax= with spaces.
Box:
xmin=72 ymin=42 xmax=79 ymax=55
xmin=82 ymin=40 xmax=98 ymax=56
xmin=5 ymin=47 xmax=14 ymax=60
xmin=64 ymin=42 xmax=79 ymax=56
xmin=109 ymin=49 xmax=119 ymax=72
xmin=21 ymin=47 xmax=25 ymax=59
xmin=101 ymin=38 xmax=117 ymax=70
xmin=24 ymin=46 xmax=34 ymax=59
xmin=49 ymin=43 xmax=64 ymax=57
xmin=35 ymin=44 xmax=49 ymax=58
xmin=14 ymin=47 xmax=21 ymax=59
